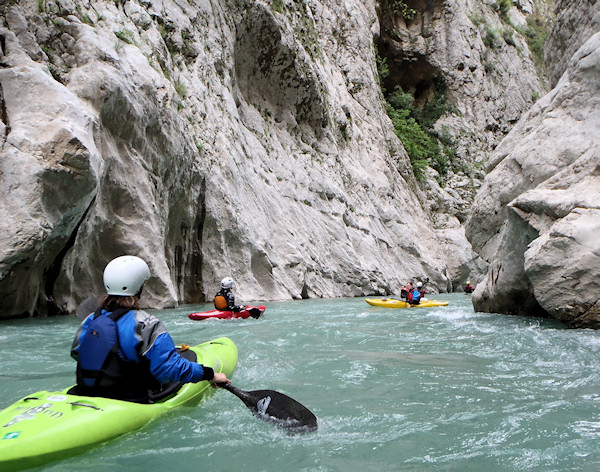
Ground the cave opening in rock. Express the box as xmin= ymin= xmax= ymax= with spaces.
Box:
xmin=376 ymin=38 xmax=442 ymax=108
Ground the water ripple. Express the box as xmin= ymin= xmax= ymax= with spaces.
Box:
xmin=4 ymin=295 xmax=600 ymax=471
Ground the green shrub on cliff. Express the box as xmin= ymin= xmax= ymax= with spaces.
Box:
xmin=390 ymin=0 xmax=417 ymax=20
xmin=385 ymin=83 xmax=453 ymax=182
xmin=387 ymin=105 xmax=436 ymax=180
xmin=493 ymin=0 xmax=512 ymax=23
xmin=517 ymin=15 xmax=550 ymax=70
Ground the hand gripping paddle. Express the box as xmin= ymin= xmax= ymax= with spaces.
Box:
xmin=219 ymin=383 xmax=317 ymax=433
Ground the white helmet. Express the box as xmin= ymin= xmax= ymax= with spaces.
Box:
xmin=221 ymin=277 xmax=234 ymax=289
xmin=416 ymin=282 xmax=423 ymax=288
xmin=103 ymin=256 xmax=150 ymax=296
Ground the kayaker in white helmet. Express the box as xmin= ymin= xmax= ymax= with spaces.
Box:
xmin=70 ymin=255 xmax=230 ymax=402
xmin=214 ymin=276 xmax=246 ymax=312
xmin=416 ymin=281 xmax=426 ymax=299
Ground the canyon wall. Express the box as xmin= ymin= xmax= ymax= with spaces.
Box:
xmin=0 ymin=0 xmax=548 ymax=317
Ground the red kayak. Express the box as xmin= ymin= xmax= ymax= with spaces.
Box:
xmin=188 ymin=305 xmax=266 ymax=321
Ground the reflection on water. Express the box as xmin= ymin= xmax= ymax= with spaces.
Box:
xmin=2 ymin=293 xmax=600 ymax=471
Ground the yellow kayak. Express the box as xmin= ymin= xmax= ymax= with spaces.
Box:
xmin=365 ymin=298 xmax=449 ymax=308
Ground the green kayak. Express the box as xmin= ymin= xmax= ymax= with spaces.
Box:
xmin=0 ymin=337 xmax=237 ymax=471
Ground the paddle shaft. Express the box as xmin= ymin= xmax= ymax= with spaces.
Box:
xmin=76 ymin=295 xmax=100 ymax=319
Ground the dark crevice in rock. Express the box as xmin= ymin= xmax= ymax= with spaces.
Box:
xmin=301 ymin=281 xmax=309 ymax=299
xmin=376 ymin=0 xmax=447 ymax=103
xmin=183 ymin=178 xmax=206 ymax=303
xmin=0 ymin=82 xmax=8 ymax=137
xmin=41 ymin=196 xmax=97 ymax=317
xmin=375 ymin=37 xmax=444 ymax=106
xmin=0 ymin=34 xmax=8 ymax=137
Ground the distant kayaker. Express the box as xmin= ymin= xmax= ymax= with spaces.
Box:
xmin=400 ymin=282 xmax=413 ymax=300
xmin=464 ymin=281 xmax=475 ymax=294
xmin=214 ymin=277 xmax=245 ymax=312
xmin=402 ymin=282 xmax=420 ymax=305
xmin=416 ymin=281 xmax=426 ymax=299
xmin=407 ymin=283 xmax=422 ymax=305
xmin=70 ymin=255 xmax=230 ymax=403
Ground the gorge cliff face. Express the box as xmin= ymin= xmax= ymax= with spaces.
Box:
xmin=0 ymin=0 xmax=549 ymax=317
xmin=545 ymin=0 xmax=600 ymax=87
xmin=377 ymin=0 xmax=545 ymax=215
xmin=465 ymin=27 xmax=600 ymax=327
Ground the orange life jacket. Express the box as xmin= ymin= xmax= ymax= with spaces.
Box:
xmin=214 ymin=295 xmax=228 ymax=310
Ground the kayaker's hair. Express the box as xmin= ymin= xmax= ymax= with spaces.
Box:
xmin=100 ymin=294 xmax=140 ymax=311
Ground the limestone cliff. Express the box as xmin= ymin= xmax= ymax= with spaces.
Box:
xmin=377 ymin=0 xmax=546 ymax=220
xmin=0 ymin=0 xmax=548 ymax=317
xmin=545 ymin=0 xmax=600 ymax=87
xmin=465 ymin=30 xmax=600 ymax=328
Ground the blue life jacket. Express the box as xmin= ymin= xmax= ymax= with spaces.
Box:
xmin=411 ymin=289 xmax=421 ymax=304
xmin=76 ymin=308 xmax=159 ymax=401
xmin=77 ymin=308 xmax=130 ymax=388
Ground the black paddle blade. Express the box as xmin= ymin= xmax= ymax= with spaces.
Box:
xmin=76 ymin=295 xmax=100 ymax=319
xmin=249 ymin=308 xmax=261 ymax=319
xmin=220 ymin=383 xmax=317 ymax=432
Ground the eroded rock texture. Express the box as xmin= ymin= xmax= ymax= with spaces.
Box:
xmin=466 ymin=32 xmax=600 ymax=327
xmin=0 ymin=0 xmax=551 ymax=317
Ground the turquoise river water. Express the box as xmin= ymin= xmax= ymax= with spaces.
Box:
xmin=2 ymin=293 xmax=600 ymax=471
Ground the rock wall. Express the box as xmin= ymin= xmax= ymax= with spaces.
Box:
xmin=376 ymin=0 xmax=546 ymax=220
xmin=465 ymin=32 xmax=600 ymax=327
xmin=545 ymin=0 xmax=600 ymax=87
xmin=0 ymin=0 xmax=547 ymax=318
